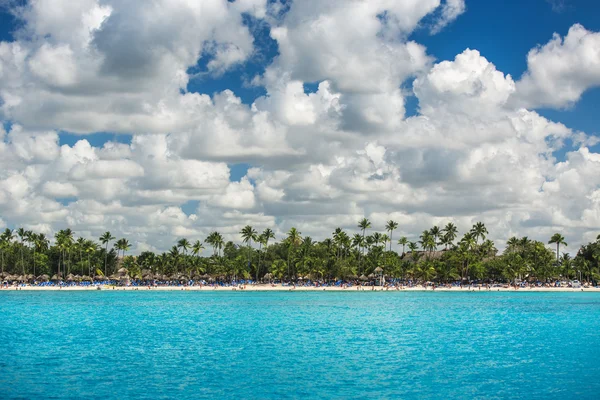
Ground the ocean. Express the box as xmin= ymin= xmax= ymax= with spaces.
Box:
xmin=1 ymin=291 xmax=599 ymax=399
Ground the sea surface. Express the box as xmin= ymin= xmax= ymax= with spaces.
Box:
xmin=1 ymin=291 xmax=600 ymax=399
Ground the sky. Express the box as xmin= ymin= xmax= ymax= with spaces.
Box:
xmin=0 ymin=0 xmax=599 ymax=254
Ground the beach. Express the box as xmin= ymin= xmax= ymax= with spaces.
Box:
xmin=5 ymin=284 xmax=598 ymax=292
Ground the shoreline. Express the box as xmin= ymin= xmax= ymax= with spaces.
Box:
xmin=2 ymin=285 xmax=598 ymax=292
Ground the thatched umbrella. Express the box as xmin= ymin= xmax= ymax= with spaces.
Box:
xmin=51 ymin=274 xmax=61 ymax=281
xmin=142 ymin=273 xmax=154 ymax=281
xmin=374 ymin=267 xmax=383 ymax=273
xmin=359 ymin=274 xmax=368 ymax=281
xmin=0 ymin=272 xmax=8 ymax=279
xmin=81 ymin=275 xmax=92 ymax=282
xmin=38 ymin=274 xmax=50 ymax=282
xmin=368 ymin=273 xmax=375 ymax=279
xmin=94 ymin=275 xmax=105 ymax=281
xmin=66 ymin=274 xmax=76 ymax=281
xmin=73 ymin=274 xmax=82 ymax=282
xmin=141 ymin=269 xmax=151 ymax=275
xmin=117 ymin=267 xmax=128 ymax=275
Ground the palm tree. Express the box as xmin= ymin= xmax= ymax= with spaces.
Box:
xmin=470 ymin=222 xmax=488 ymax=245
xmin=177 ymin=238 xmax=191 ymax=272
xmin=114 ymin=238 xmax=131 ymax=270
xmin=397 ymin=236 xmax=408 ymax=255
xmin=120 ymin=239 xmax=131 ymax=257
xmin=85 ymin=240 xmax=97 ymax=276
xmin=240 ymin=225 xmax=257 ymax=273
xmin=408 ymin=242 xmax=419 ymax=261
xmin=506 ymin=236 xmax=519 ymax=252
xmin=191 ymin=240 xmax=204 ymax=272
xmin=286 ymin=228 xmax=302 ymax=279
xmin=430 ymin=226 xmax=441 ymax=247
xmin=177 ymin=238 xmax=190 ymax=255
xmin=442 ymin=223 xmax=458 ymax=248
xmin=17 ymin=228 xmax=26 ymax=274
xmin=385 ymin=220 xmax=398 ymax=251
xmin=0 ymin=229 xmax=14 ymax=274
xmin=99 ymin=231 xmax=115 ymax=276
xmin=548 ymin=233 xmax=567 ymax=265
xmin=257 ymin=228 xmax=275 ymax=281
xmin=419 ymin=230 xmax=436 ymax=258
xmin=358 ymin=218 xmax=371 ymax=273
xmin=205 ymin=232 xmax=225 ymax=257
xmin=25 ymin=231 xmax=37 ymax=276
xmin=76 ymin=237 xmax=86 ymax=275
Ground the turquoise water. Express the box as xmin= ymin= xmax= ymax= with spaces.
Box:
xmin=1 ymin=292 xmax=600 ymax=399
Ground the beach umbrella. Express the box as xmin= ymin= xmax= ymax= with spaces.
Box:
xmin=81 ymin=275 xmax=92 ymax=282
xmin=359 ymin=274 xmax=368 ymax=281
xmin=51 ymin=274 xmax=61 ymax=281
xmin=94 ymin=275 xmax=105 ymax=281
xmin=117 ymin=267 xmax=128 ymax=275
xmin=368 ymin=273 xmax=375 ymax=279
xmin=0 ymin=272 xmax=8 ymax=279
xmin=38 ymin=274 xmax=50 ymax=282
xmin=142 ymin=274 xmax=153 ymax=280
xmin=374 ymin=267 xmax=383 ymax=273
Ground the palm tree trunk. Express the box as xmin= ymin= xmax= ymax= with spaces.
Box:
xmin=256 ymin=243 xmax=262 ymax=282
xmin=104 ymin=244 xmax=108 ymax=276
xmin=20 ymin=242 xmax=24 ymax=275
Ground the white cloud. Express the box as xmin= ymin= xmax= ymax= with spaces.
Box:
xmin=515 ymin=24 xmax=600 ymax=108
xmin=0 ymin=2 xmax=598 ymax=253
xmin=431 ymin=0 xmax=466 ymax=34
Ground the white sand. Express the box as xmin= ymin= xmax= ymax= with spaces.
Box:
xmin=3 ymin=284 xmax=599 ymax=292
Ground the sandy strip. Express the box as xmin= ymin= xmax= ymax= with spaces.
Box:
xmin=3 ymin=285 xmax=599 ymax=292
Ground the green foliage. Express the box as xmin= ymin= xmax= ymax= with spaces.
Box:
xmin=2 ymin=223 xmax=598 ymax=284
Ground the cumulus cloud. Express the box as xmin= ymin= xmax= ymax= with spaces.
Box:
xmin=0 ymin=1 xmax=598 ymax=253
xmin=514 ymin=24 xmax=600 ymax=109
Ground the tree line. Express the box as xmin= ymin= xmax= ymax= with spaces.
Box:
xmin=0 ymin=220 xmax=599 ymax=283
